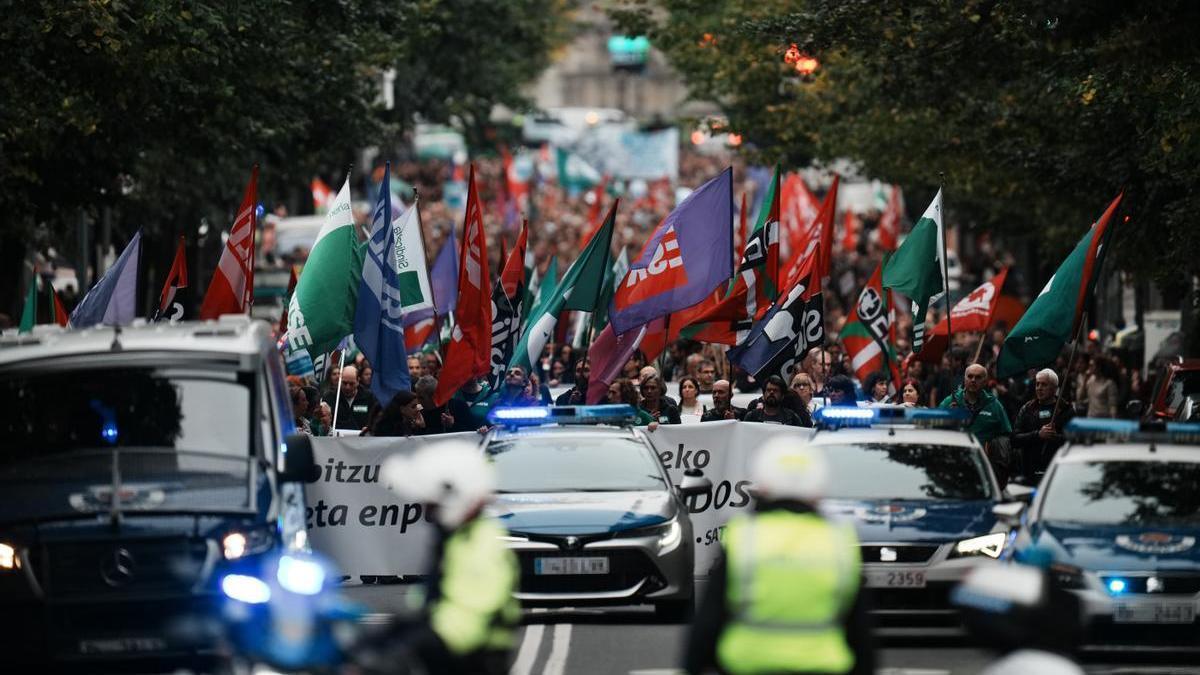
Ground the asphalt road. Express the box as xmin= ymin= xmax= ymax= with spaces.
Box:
xmin=343 ymin=586 xmax=1200 ymax=675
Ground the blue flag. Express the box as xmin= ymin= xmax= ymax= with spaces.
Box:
xmin=353 ymin=162 xmax=412 ymax=405
xmin=70 ymin=230 xmax=142 ymax=328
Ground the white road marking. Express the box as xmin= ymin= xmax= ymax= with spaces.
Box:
xmin=878 ymin=670 xmax=951 ymax=675
xmin=629 ymin=670 xmax=684 ymax=674
xmin=357 ymin=613 xmax=393 ymax=625
xmin=543 ymin=622 xmax=573 ymax=675
xmin=509 ymin=624 xmax=545 ymax=675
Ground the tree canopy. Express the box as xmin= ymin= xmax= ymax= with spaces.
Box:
xmin=0 ymin=0 xmax=568 ymax=315
xmin=613 ymin=0 xmax=1200 ymax=287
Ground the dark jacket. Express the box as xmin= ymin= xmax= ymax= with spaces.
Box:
xmin=684 ymin=500 xmax=875 ymax=675
xmin=701 ymin=405 xmax=746 ymax=422
xmin=554 ymin=386 xmax=587 ymax=406
xmin=743 ymin=405 xmax=805 ymax=426
xmin=640 ymin=401 xmax=681 ymax=425
xmin=1011 ymin=397 xmax=1074 ymax=477
xmin=420 ymin=398 xmax=476 ymax=434
xmin=323 ymin=388 xmax=379 ymax=431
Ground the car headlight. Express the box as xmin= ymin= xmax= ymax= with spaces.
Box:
xmin=656 ymin=520 xmax=682 ymax=556
xmin=0 ymin=542 xmax=17 ymax=570
xmin=951 ymin=532 xmax=1008 ymax=559
xmin=221 ymin=574 xmax=272 ymax=604
xmin=276 ymin=555 xmax=326 ymax=595
xmin=223 ymin=528 xmax=275 ymax=560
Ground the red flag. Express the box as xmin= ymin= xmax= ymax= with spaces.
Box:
xmin=914 ymin=267 xmax=1012 ymax=363
xmin=311 ymin=177 xmax=334 ymax=212
xmin=1075 ymin=193 xmax=1122 ymax=334
xmin=500 ymin=221 xmax=529 ymax=299
xmin=405 ymin=316 xmax=436 ymax=351
xmin=878 ymin=186 xmax=902 ymax=251
xmin=52 ymin=288 xmax=69 ymax=326
xmin=841 ymin=209 xmax=860 ymax=253
xmin=434 ymin=167 xmax=493 ymax=406
xmin=200 ymin=167 xmax=258 ymax=319
xmin=841 ymin=264 xmax=901 ymax=384
xmin=277 ymin=265 xmax=298 ymax=335
xmin=587 ymin=177 xmax=607 ymax=232
xmin=816 ymin=174 xmax=840 ymax=281
xmin=155 ymin=235 xmax=190 ymax=322
xmin=782 ymin=173 xmax=820 ymax=260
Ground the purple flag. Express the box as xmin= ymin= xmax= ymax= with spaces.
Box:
xmin=431 ymin=227 xmax=459 ymax=316
xmin=608 ymin=168 xmax=734 ymax=335
xmin=585 ymin=318 xmax=663 ymax=404
xmin=69 ymin=230 xmax=142 ymax=328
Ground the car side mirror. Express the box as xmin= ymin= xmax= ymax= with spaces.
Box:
xmin=1004 ymin=484 xmax=1036 ymax=504
xmin=1125 ymin=399 xmax=1144 ymax=419
xmin=678 ymin=468 xmax=712 ymax=498
xmin=278 ymin=433 xmax=316 ymax=483
xmin=993 ymin=501 xmax=1025 ymax=527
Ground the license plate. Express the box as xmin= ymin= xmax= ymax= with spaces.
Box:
xmin=534 ymin=556 xmax=609 ymax=575
xmin=1114 ymin=601 xmax=1196 ymax=624
xmin=865 ymin=569 xmax=927 ymax=588
xmin=78 ymin=637 xmax=168 ymax=654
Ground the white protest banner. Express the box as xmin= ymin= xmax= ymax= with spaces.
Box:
xmin=305 ymin=423 xmax=813 ymax=579
xmin=643 ymin=421 xmax=814 ymax=576
xmin=305 ymin=433 xmax=476 ymax=581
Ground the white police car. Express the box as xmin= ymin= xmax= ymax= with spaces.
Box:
xmin=809 ymin=407 xmax=1022 ymax=635
xmin=482 ymin=405 xmax=710 ymax=621
xmin=1008 ymin=419 xmax=1200 ymax=649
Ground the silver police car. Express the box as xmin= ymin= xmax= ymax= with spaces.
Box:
xmin=482 ymin=405 xmax=709 ymax=621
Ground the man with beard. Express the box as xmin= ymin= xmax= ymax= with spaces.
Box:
xmin=743 ymin=376 xmax=804 ymax=426
xmin=701 ymin=379 xmax=745 ymax=421
xmin=554 ymin=359 xmax=591 ymax=405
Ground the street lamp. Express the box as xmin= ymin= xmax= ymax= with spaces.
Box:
xmin=783 ymin=43 xmax=819 ymax=79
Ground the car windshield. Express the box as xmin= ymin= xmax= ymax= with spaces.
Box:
xmin=818 ymin=443 xmax=993 ymax=501
xmin=1040 ymin=460 xmax=1200 ymax=526
xmin=0 ymin=365 xmax=253 ymax=522
xmin=486 ymin=435 xmax=666 ymax=493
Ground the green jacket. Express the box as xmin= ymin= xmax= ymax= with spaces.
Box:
xmin=938 ymin=387 xmax=1012 ymax=445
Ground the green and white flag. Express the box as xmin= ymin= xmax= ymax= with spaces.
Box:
xmin=393 ymin=201 xmax=433 ymax=314
xmin=285 ymin=178 xmax=365 ymax=358
xmin=882 ymin=189 xmax=945 ymax=353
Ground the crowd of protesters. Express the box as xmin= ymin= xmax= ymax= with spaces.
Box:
xmin=254 ymin=147 xmax=1169 ymax=490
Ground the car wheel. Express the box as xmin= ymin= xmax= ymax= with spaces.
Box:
xmin=654 ymin=597 xmax=694 ymax=623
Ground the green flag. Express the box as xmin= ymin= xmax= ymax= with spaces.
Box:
xmin=18 ymin=274 xmax=36 ymax=333
xmin=285 ymin=178 xmax=365 ymax=358
xmin=997 ymin=193 xmax=1122 ymax=378
xmin=882 ymin=189 xmax=945 ymax=353
xmin=510 ymin=206 xmax=616 ymax=370
xmin=556 ymin=147 xmax=602 ymax=194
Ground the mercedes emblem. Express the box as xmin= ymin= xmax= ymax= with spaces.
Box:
xmin=100 ymin=548 xmax=136 ymax=587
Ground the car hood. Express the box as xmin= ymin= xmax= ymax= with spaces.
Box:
xmin=1033 ymin=521 xmax=1200 ymax=570
xmin=488 ymin=490 xmax=673 ymax=535
xmin=821 ymin=498 xmax=997 ymax=543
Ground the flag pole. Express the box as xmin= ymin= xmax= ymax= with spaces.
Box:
xmin=938 ymin=173 xmax=953 ymax=360
xmin=329 ymin=348 xmax=347 ymax=436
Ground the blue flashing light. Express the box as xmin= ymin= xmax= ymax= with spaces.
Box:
xmin=100 ymin=422 xmax=119 ymax=445
xmin=1107 ymin=578 xmax=1128 ymax=595
xmin=1066 ymin=419 xmax=1137 ymax=436
xmin=817 ymin=407 xmax=875 ymax=420
xmin=907 ymin=408 xmax=970 ymax=422
xmin=813 ymin=405 xmax=969 ymax=429
xmin=487 ymin=404 xmax=638 ymax=428
xmin=221 ymin=574 xmax=271 ymax=604
xmin=1066 ymin=418 xmax=1200 ymax=444
xmin=491 ymin=407 xmax=551 ymax=421
xmin=276 ymin=555 xmax=325 ymax=595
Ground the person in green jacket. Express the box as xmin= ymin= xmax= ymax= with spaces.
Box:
xmin=938 ymin=363 xmax=1013 ymax=445
xmin=381 ymin=441 xmax=520 ymax=674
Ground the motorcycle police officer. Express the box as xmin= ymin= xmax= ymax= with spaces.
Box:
xmin=382 ymin=441 xmax=520 ymax=674
xmin=684 ymin=438 xmax=874 ymax=674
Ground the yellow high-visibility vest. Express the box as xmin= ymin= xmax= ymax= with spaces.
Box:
xmin=717 ymin=510 xmax=861 ymax=674
xmin=429 ymin=516 xmax=521 ymax=654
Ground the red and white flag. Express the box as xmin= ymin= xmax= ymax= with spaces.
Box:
xmin=200 ymin=167 xmax=258 ymax=319
xmin=434 ymin=167 xmax=493 ymax=406
xmin=914 ymin=267 xmax=1011 ymax=363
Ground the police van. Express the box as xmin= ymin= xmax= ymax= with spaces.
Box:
xmin=0 ymin=317 xmax=314 ymax=666
xmin=1007 ymin=418 xmax=1200 ymax=649
xmin=809 ymin=406 xmax=1024 ymax=635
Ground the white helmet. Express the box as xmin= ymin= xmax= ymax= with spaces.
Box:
xmin=382 ymin=440 xmax=495 ymax=529
xmin=750 ymin=438 xmax=829 ymax=502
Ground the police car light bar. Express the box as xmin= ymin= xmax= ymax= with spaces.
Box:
xmin=1064 ymin=418 xmax=1200 ymax=445
xmin=813 ymin=405 xmax=969 ymax=429
xmin=488 ymin=404 xmax=639 ymax=428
